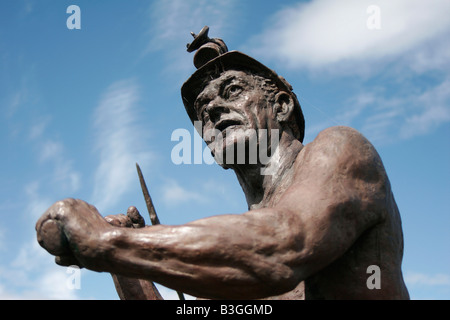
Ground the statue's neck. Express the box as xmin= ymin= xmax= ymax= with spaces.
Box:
xmin=232 ymin=133 xmax=303 ymax=210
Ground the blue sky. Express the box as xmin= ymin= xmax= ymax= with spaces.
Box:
xmin=0 ymin=0 xmax=449 ymax=300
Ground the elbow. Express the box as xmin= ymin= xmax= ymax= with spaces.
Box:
xmin=243 ymin=254 xmax=302 ymax=298
xmin=265 ymin=267 xmax=300 ymax=297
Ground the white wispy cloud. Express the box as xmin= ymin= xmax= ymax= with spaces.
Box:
xmin=0 ymin=224 xmax=5 ymax=251
xmin=244 ymin=0 xmax=450 ymax=145
xmin=1 ymin=182 xmax=79 ymax=299
xmin=144 ymin=0 xmax=238 ymax=75
xmin=38 ymin=140 xmax=64 ymax=163
xmin=0 ymin=91 xmax=84 ymax=299
xmin=25 ymin=112 xmax=81 ymax=194
xmin=91 ymin=79 xmax=153 ymax=213
xmin=405 ymin=272 xmax=450 ymax=287
xmin=159 ymin=176 xmax=246 ymax=216
xmin=0 ymin=239 xmax=81 ymax=300
xmin=24 ymin=181 xmax=54 ymax=219
xmin=0 ymin=158 xmax=82 ymax=299
xmin=161 ymin=179 xmax=207 ymax=206
xmin=6 ymin=90 xmax=27 ymax=118
xmin=360 ymin=78 xmax=450 ymax=143
xmin=28 ymin=125 xmax=81 ymax=194
xmin=28 ymin=116 xmax=51 ymax=140
xmin=248 ymin=0 xmax=450 ymax=73
xmin=305 ymin=77 xmax=450 ymax=145
xmin=400 ymin=79 xmax=450 ymax=139
xmin=147 ymin=0 xmax=237 ymax=48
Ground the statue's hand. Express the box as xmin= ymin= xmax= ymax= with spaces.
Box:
xmin=104 ymin=207 xmax=162 ymax=300
xmin=105 ymin=206 xmax=145 ymax=229
xmin=35 ymin=198 xmax=111 ymax=268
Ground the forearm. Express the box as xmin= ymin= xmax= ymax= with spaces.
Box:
xmin=92 ymin=210 xmax=301 ymax=299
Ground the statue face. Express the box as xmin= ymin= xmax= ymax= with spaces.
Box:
xmin=194 ymin=70 xmax=279 ymax=167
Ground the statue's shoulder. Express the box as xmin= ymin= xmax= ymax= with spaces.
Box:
xmin=308 ymin=126 xmax=378 ymax=157
xmin=313 ymin=126 xmax=368 ymax=145
xmin=296 ymin=127 xmax=390 ymax=217
xmin=301 ymin=126 xmax=386 ymax=179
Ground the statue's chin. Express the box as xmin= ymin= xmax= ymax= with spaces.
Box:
xmin=209 ymin=139 xmax=273 ymax=171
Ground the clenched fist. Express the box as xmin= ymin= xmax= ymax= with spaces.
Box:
xmin=36 ymin=198 xmax=116 ymax=269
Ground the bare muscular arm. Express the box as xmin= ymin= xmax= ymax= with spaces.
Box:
xmin=105 ymin=207 xmax=163 ymax=300
xmin=36 ymin=126 xmax=387 ymax=299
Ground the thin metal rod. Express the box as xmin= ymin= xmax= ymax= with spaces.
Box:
xmin=136 ymin=163 xmax=160 ymax=225
xmin=136 ymin=163 xmax=185 ymax=300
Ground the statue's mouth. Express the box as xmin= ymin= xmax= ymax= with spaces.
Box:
xmin=215 ymin=119 xmax=242 ymax=133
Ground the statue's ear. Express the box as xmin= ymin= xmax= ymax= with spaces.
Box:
xmin=274 ymin=91 xmax=294 ymax=123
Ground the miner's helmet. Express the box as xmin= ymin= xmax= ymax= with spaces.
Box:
xmin=181 ymin=26 xmax=305 ymax=143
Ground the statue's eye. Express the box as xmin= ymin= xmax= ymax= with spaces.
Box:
xmin=224 ymin=85 xmax=243 ymax=99
xmin=195 ymin=98 xmax=210 ymax=119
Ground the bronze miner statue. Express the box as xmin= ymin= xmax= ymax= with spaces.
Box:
xmin=36 ymin=27 xmax=409 ymax=300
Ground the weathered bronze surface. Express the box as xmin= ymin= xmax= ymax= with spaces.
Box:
xmin=36 ymin=27 xmax=409 ymax=300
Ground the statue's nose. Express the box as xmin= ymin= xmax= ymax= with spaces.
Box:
xmin=206 ymin=99 xmax=229 ymax=123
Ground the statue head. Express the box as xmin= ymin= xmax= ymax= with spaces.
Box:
xmin=181 ymin=27 xmax=305 ymax=167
